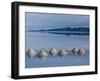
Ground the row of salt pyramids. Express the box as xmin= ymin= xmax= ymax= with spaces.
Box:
xmin=26 ymin=48 xmax=85 ymax=58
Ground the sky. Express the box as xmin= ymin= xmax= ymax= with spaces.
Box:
xmin=25 ymin=12 xmax=89 ymax=30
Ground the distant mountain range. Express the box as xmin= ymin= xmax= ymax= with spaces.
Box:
xmin=29 ymin=27 xmax=89 ymax=32
xmin=27 ymin=27 xmax=89 ymax=36
xmin=45 ymin=27 xmax=89 ymax=32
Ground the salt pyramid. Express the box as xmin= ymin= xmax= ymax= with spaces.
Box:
xmin=26 ymin=48 xmax=36 ymax=58
xmin=50 ymin=48 xmax=57 ymax=56
xmin=38 ymin=49 xmax=48 ymax=57
xmin=58 ymin=49 xmax=67 ymax=57
xmin=78 ymin=48 xmax=85 ymax=56
xmin=72 ymin=48 xmax=78 ymax=54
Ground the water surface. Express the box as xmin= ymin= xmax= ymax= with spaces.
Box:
xmin=25 ymin=31 xmax=89 ymax=68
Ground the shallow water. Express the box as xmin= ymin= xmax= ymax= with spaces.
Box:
xmin=25 ymin=32 xmax=89 ymax=68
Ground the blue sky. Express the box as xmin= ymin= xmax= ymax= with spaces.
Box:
xmin=25 ymin=12 xmax=89 ymax=30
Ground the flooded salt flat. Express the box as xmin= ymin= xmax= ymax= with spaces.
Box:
xmin=25 ymin=32 xmax=89 ymax=68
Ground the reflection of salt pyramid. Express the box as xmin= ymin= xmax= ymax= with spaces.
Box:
xmin=40 ymin=56 xmax=47 ymax=61
xmin=58 ymin=49 xmax=67 ymax=57
xmin=72 ymin=48 xmax=78 ymax=54
xmin=26 ymin=48 xmax=36 ymax=58
xmin=38 ymin=49 xmax=48 ymax=57
xmin=50 ymin=48 xmax=57 ymax=56
xmin=78 ymin=48 xmax=85 ymax=56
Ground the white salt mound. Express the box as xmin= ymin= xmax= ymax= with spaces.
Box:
xmin=26 ymin=48 xmax=36 ymax=58
xmin=50 ymin=48 xmax=57 ymax=56
xmin=59 ymin=49 xmax=67 ymax=57
xmin=78 ymin=48 xmax=85 ymax=56
xmin=39 ymin=49 xmax=48 ymax=57
xmin=72 ymin=48 xmax=78 ymax=54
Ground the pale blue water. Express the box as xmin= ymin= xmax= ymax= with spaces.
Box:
xmin=25 ymin=31 xmax=89 ymax=68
